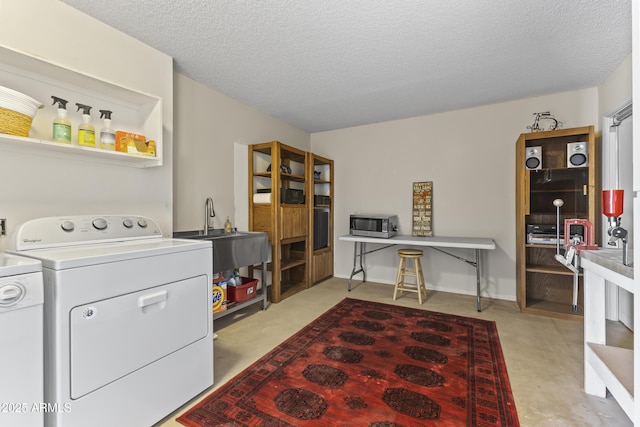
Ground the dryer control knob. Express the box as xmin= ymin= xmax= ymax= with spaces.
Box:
xmin=92 ymin=218 xmax=108 ymax=230
xmin=61 ymin=220 xmax=74 ymax=232
xmin=123 ymin=219 xmax=134 ymax=229
xmin=138 ymin=219 xmax=148 ymax=228
xmin=0 ymin=283 xmax=24 ymax=306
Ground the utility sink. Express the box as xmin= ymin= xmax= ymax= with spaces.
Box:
xmin=173 ymin=229 xmax=250 ymax=239
xmin=173 ymin=228 xmax=270 ymax=272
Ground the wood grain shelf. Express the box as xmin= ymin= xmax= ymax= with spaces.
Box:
xmin=522 ymin=299 xmax=584 ymax=319
xmin=526 ymin=264 xmax=583 ymax=276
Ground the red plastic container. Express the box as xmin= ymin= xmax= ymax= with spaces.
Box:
xmin=602 ymin=189 xmax=624 ymax=217
xmin=227 ymin=277 xmax=259 ymax=303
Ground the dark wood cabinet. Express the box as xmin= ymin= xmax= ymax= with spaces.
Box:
xmin=515 ymin=126 xmax=599 ymax=319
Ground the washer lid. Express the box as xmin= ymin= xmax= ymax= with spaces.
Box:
xmin=0 ymin=253 xmax=42 ymax=277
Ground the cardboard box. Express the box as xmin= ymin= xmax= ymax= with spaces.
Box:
xmin=115 ymin=131 xmax=155 ymax=156
xmin=212 ymin=283 xmax=227 ymax=313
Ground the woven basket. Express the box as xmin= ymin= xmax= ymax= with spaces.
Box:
xmin=0 ymin=86 xmax=42 ymax=137
xmin=0 ymin=106 xmax=33 ymax=137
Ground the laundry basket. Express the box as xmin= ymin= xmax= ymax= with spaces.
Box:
xmin=0 ymin=86 xmax=43 ymax=137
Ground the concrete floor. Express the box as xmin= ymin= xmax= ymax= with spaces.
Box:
xmin=157 ymin=277 xmax=633 ymax=427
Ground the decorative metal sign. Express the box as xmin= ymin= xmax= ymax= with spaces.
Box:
xmin=412 ymin=181 xmax=432 ymax=237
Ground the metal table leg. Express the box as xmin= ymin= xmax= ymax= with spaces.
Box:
xmin=475 ymin=249 xmax=481 ymax=312
xmin=261 ymin=261 xmax=269 ymax=310
xmin=348 ymin=242 xmax=366 ymax=291
xmin=430 ymin=247 xmax=484 ymax=312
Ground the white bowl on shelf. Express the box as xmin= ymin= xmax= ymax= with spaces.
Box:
xmin=0 ymin=85 xmax=43 ymax=117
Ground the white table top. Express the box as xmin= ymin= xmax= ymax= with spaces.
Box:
xmin=339 ymin=234 xmax=496 ymax=250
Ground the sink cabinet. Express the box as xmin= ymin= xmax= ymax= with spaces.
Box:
xmin=172 ymin=230 xmax=270 ymax=319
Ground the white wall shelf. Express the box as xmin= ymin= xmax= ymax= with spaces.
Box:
xmin=582 ymin=249 xmax=636 ymax=424
xmin=0 ymin=44 xmax=163 ymax=168
xmin=0 ymin=133 xmax=160 ymax=168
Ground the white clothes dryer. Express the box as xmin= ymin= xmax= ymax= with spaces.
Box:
xmin=0 ymin=253 xmax=43 ymax=427
xmin=9 ymin=215 xmax=213 ymax=427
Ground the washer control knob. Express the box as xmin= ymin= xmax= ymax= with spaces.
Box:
xmin=0 ymin=284 xmax=24 ymax=306
xmin=123 ymin=219 xmax=134 ymax=229
xmin=92 ymin=218 xmax=108 ymax=230
xmin=138 ymin=219 xmax=148 ymax=228
xmin=61 ymin=220 xmax=75 ymax=232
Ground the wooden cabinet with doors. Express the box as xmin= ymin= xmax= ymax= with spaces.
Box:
xmin=307 ymin=153 xmax=334 ymax=284
xmin=249 ymin=141 xmax=309 ymax=303
xmin=515 ymin=126 xmax=599 ymax=319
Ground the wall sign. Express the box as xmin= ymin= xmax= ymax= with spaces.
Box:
xmin=412 ymin=181 xmax=433 ymax=237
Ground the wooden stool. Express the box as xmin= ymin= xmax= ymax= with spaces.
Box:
xmin=393 ymin=249 xmax=427 ymax=304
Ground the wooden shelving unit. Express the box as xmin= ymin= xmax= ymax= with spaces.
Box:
xmin=248 ymin=142 xmax=334 ymax=303
xmin=515 ymin=126 xmax=598 ymax=319
xmin=249 ymin=141 xmax=309 ymax=303
xmin=307 ymin=153 xmax=334 ymax=284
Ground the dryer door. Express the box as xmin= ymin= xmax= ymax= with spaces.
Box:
xmin=70 ymin=275 xmax=209 ymax=399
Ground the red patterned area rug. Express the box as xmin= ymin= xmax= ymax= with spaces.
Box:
xmin=177 ymin=298 xmax=519 ymax=426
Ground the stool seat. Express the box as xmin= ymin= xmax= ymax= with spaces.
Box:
xmin=393 ymin=248 xmax=427 ymax=304
xmin=398 ymin=249 xmax=423 ymax=257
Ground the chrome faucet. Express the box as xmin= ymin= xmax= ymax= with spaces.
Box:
xmin=204 ymin=197 xmax=215 ymax=235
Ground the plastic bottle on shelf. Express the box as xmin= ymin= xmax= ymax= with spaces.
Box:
xmin=227 ymin=273 xmax=236 ymax=287
xmin=224 ymin=216 xmax=232 ymax=233
xmin=99 ymin=109 xmax=116 ymax=150
xmin=51 ymin=96 xmax=71 ymax=143
xmin=75 ymin=103 xmax=95 ymax=147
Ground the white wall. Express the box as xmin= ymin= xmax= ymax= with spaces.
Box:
xmin=0 ymin=0 xmax=174 ymax=244
xmin=312 ymin=89 xmax=599 ymax=300
xmin=599 ymin=55 xmax=632 ymax=117
xmin=598 ymin=55 xmax=633 ymax=245
xmin=172 ymin=73 xmax=310 ymax=233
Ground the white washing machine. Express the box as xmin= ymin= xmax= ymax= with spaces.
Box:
xmin=0 ymin=253 xmax=43 ymax=427
xmin=9 ymin=215 xmax=213 ymax=427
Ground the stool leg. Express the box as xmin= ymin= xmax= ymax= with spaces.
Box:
xmin=413 ymin=258 xmax=422 ymax=304
xmin=415 ymin=258 xmax=426 ymax=304
xmin=393 ymin=257 xmax=406 ymax=300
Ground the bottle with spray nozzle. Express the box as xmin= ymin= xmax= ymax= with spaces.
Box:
xmin=75 ymin=103 xmax=95 ymax=147
xmin=99 ymin=109 xmax=116 ymax=150
xmin=51 ymin=96 xmax=72 ymax=143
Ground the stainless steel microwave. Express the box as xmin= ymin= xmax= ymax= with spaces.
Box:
xmin=349 ymin=214 xmax=398 ymax=238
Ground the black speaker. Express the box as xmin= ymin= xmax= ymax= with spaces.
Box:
xmin=567 ymin=142 xmax=588 ymax=168
xmin=525 ymin=146 xmax=542 ymax=170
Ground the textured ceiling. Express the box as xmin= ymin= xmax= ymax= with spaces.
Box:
xmin=62 ymin=0 xmax=631 ymax=133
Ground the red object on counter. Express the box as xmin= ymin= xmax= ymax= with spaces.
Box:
xmin=602 ymin=189 xmax=624 ymax=217
xmin=564 ymin=219 xmax=598 ymax=253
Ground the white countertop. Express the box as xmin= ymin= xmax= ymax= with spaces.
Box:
xmin=339 ymin=234 xmax=496 ymax=250
xmin=581 ymin=248 xmax=633 ymax=279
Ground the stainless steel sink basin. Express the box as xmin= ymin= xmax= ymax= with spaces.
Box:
xmin=173 ymin=228 xmax=270 ymax=272
xmin=173 ymin=229 xmax=248 ymax=239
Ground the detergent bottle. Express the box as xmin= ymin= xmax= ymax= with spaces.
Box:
xmin=51 ymin=96 xmax=71 ymax=143
xmin=75 ymin=103 xmax=95 ymax=147
xmin=99 ymin=110 xmax=116 ymax=150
